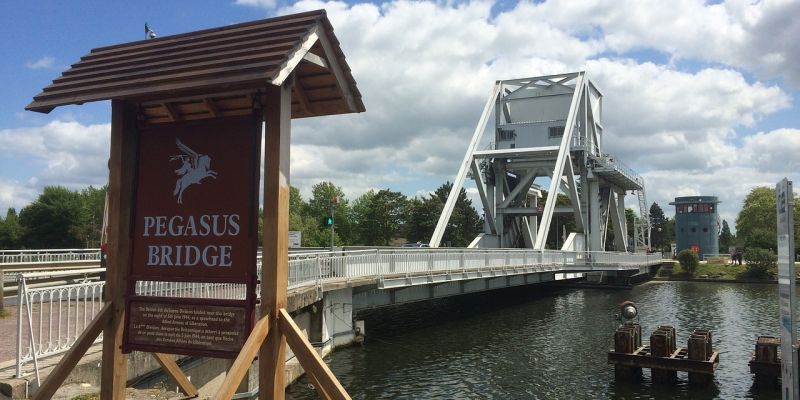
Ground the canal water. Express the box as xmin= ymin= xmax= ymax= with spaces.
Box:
xmin=286 ymin=281 xmax=785 ymax=399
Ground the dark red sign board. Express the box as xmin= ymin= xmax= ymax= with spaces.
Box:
xmin=127 ymin=299 xmax=249 ymax=357
xmin=123 ymin=114 xmax=260 ymax=357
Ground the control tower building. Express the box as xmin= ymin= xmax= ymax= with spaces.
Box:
xmin=669 ymin=196 xmax=720 ymax=259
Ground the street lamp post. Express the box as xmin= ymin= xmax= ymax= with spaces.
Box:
xmin=329 ymin=197 xmax=337 ymax=251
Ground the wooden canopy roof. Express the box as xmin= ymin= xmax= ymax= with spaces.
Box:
xmin=26 ymin=10 xmax=365 ymax=122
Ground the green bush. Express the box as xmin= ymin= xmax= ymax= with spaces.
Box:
xmin=743 ymin=248 xmax=777 ymax=279
xmin=677 ymin=249 xmax=699 ymax=276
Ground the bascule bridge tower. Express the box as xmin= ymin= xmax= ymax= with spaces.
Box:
xmin=431 ymin=72 xmax=650 ymax=252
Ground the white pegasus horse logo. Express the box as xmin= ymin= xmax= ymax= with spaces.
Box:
xmin=170 ymin=139 xmax=217 ymax=204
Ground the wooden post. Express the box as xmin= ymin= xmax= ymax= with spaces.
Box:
xmin=752 ymin=335 xmax=780 ymax=389
xmin=279 ymin=309 xmax=350 ymax=400
xmin=260 ymin=81 xmax=293 ymax=399
xmin=694 ymin=329 xmax=712 ymax=359
xmin=101 ymin=99 xmax=137 ymax=399
xmin=152 ymin=353 xmax=199 ymax=396
xmin=214 ymin=315 xmax=271 ymax=399
xmin=0 ymin=267 xmax=4 ymax=314
xmin=687 ymin=331 xmax=711 ymax=385
xmin=650 ymin=327 xmax=676 ymax=383
xmin=613 ymin=323 xmax=641 ymax=381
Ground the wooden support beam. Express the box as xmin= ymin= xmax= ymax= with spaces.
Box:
xmin=302 ymin=366 xmax=331 ymax=400
xmin=302 ymin=52 xmax=328 ymax=69
xmin=316 ymin=29 xmax=357 ymax=112
xmin=163 ymin=102 xmax=181 ymax=122
xmin=34 ymin=304 xmax=112 ymax=400
xmin=279 ymin=309 xmax=350 ymax=400
xmin=203 ymin=98 xmax=221 ymax=118
xmin=214 ymin=315 xmax=270 ymax=400
xmin=101 ymin=99 xmax=137 ymax=399
xmin=152 ymin=353 xmax=199 ymax=397
xmin=293 ymin=80 xmax=313 ymax=115
xmin=259 ymin=81 xmax=292 ymax=400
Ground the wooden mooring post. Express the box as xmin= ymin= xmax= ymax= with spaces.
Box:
xmin=614 ymin=323 xmax=642 ymax=380
xmin=749 ymin=335 xmax=780 ymax=389
xmin=687 ymin=329 xmax=713 ymax=385
xmin=650 ymin=326 xmax=677 ymax=383
xmin=608 ymin=325 xmax=718 ymax=386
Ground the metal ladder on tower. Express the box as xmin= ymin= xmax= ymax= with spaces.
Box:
xmin=634 ymin=186 xmax=651 ymax=252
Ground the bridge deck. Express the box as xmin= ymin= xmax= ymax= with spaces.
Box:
xmin=1 ymin=248 xmax=664 ymax=381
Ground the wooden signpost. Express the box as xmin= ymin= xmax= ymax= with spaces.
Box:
xmin=123 ymin=115 xmax=261 ymax=358
xmin=26 ymin=10 xmax=364 ymax=400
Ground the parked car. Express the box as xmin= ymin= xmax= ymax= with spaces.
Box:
xmin=402 ymin=241 xmax=430 ymax=248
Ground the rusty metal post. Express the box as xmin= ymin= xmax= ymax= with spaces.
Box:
xmin=751 ymin=336 xmax=780 ymax=389
xmin=688 ymin=330 xmax=711 ymax=385
xmin=650 ymin=326 xmax=677 ymax=383
xmin=613 ymin=323 xmax=642 ymax=381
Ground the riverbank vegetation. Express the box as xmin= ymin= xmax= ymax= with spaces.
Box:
xmin=0 ymin=181 xmax=485 ymax=249
xmin=667 ymin=246 xmax=780 ymax=281
xmin=664 ymin=263 xmax=750 ymax=280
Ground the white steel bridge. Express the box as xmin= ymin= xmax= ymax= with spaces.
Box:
xmin=1 ymin=248 xmax=664 ymax=381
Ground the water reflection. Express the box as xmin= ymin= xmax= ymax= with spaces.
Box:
xmin=286 ymin=282 xmax=783 ymax=399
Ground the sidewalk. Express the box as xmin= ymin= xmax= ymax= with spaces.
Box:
xmin=0 ymin=305 xmax=17 ymax=369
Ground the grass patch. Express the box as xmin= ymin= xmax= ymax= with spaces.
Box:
xmin=71 ymin=394 xmax=100 ymax=400
xmin=0 ymin=308 xmax=9 ymax=318
xmin=663 ymin=262 xmax=748 ymax=280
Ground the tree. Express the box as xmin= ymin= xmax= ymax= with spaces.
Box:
xmin=743 ymin=247 xmax=776 ymax=279
xmin=79 ymin=186 xmax=107 ymax=248
xmin=625 ymin=208 xmax=636 ymax=239
xmin=352 ymin=189 xmax=407 ymax=245
xmin=404 ymin=197 xmax=440 ymax=244
xmin=308 ymin=182 xmax=352 ymax=245
xmin=649 ymin=202 xmax=668 ymax=251
xmin=718 ymin=220 xmax=734 ymax=253
xmin=677 ymin=249 xmax=699 ymax=276
xmin=664 ymin=217 xmax=675 ymax=248
xmin=19 ymin=186 xmax=88 ymax=248
xmin=432 ymin=182 xmax=482 ymax=247
xmin=735 ymin=187 xmax=800 ymax=253
xmin=0 ymin=208 xmax=22 ymax=249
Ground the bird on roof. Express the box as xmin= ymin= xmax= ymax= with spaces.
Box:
xmin=145 ymin=22 xmax=157 ymax=40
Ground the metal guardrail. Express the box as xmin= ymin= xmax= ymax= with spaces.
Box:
xmin=590 ymin=154 xmax=644 ymax=188
xmin=15 ymin=269 xmax=105 ymax=383
xmin=12 ymin=248 xmax=662 ymax=378
xmin=0 ymin=249 xmax=101 ymax=264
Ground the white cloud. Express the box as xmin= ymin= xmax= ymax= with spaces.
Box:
xmin=0 ymin=179 xmax=38 ymax=213
xmin=642 ymin=161 xmax=796 ymax=231
xmin=26 ymin=56 xmax=55 ymax=70
xmin=585 ymin=59 xmax=789 ymax=171
xmin=274 ymin=0 xmax=793 ymax=217
xmin=524 ymin=0 xmax=800 ymax=85
xmin=235 ymin=0 xmax=277 ymax=9
xmin=740 ymin=129 xmax=800 ymax=173
xmin=4 ymin=0 xmax=798 ymax=238
xmin=0 ymin=120 xmax=110 ymax=212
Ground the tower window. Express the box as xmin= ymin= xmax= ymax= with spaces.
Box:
xmin=548 ymin=126 xmax=565 ymax=138
xmin=498 ymin=129 xmax=516 ymax=141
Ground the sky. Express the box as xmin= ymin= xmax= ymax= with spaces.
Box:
xmin=1 ymin=0 xmax=799 ymax=233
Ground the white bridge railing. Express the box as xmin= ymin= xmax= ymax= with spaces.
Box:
xmin=0 ymin=249 xmax=101 ymax=264
xmin=12 ymin=248 xmax=662 ymax=378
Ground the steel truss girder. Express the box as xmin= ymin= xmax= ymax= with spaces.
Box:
xmin=431 ymin=72 xmax=648 ymax=252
